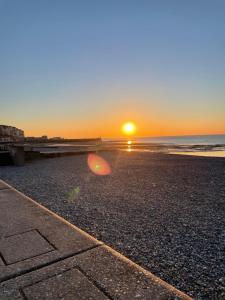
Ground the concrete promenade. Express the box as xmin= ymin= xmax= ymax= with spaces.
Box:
xmin=0 ymin=180 xmax=192 ymax=299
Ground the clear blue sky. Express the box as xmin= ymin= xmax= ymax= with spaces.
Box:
xmin=1 ymin=0 xmax=225 ymax=137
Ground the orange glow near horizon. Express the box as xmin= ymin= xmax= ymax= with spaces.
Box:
xmin=17 ymin=115 xmax=225 ymax=139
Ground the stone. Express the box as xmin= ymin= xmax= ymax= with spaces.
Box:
xmin=0 ymin=257 xmax=5 ymax=266
xmin=73 ymin=245 xmax=190 ymax=300
xmin=23 ymin=268 xmax=109 ymax=300
xmin=0 ymin=188 xmax=100 ymax=282
xmin=0 ymin=246 xmax=191 ymax=300
xmin=0 ymin=181 xmax=191 ymax=300
xmin=0 ymin=230 xmax=54 ymax=265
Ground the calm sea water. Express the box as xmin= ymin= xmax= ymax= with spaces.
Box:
xmin=104 ymin=134 xmax=225 ymax=157
xmin=104 ymin=134 xmax=225 ymax=145
xmin=131 ymin=134 xmax=225 ymax=145
xmin=38 ymin=135 xmax=225 ymax=158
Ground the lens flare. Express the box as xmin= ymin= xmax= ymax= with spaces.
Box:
xmin=127 ymin=140 xmax=132 ymax=145
xmin=67 ymin=187 xmax=80 ymax=202
xmin=88 ymin=154 xmax=111 ymax=176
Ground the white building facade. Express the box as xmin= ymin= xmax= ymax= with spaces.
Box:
xmin=0 ymin=125 xmax=24 ymax=142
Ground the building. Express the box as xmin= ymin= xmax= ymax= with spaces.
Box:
xmin=0 ymin=125 xmax=24 ymax=143
xmin=24 ymin=135 xmax=48 ymax=142
xmin=49 ymin=137 xmax=64 ymax=141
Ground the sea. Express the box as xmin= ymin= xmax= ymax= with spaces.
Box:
xmin=104 ymin=134 xmax=225 ymax=145
xmin=104 ymin=134 xmax=225 ymax=157
xmin=33 ymin=134 xmax=225 ymax=158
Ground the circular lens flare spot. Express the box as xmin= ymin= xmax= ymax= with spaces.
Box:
xmin=88 ymin=154 xmax=111 ymax=176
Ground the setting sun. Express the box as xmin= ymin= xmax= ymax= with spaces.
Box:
xmin=122 ymin=122 xmax=136 ymax=136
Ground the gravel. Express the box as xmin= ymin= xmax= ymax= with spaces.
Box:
xmin=0 ymin=151 xmax=225 ymax=299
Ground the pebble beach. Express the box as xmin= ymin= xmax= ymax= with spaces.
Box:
xmin=0 ymin=151 xmax=225 ymax=299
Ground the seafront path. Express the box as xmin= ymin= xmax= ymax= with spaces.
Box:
xmin=0 ymin=179 xmax=192 ymax=299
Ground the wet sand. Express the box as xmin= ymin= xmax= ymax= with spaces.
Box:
xmin=170 ymin=150 xmax=225 ymax=158
xmin=0 ymin=152 xmax=225 ymax=299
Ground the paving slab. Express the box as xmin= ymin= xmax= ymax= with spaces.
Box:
xmin=0 ymin=184 xmax=101 ymax=282
xmin=0 ymin=230 xmax=54 ymax=265
xmin=0 ymin=180 xmax=192 ymax=299
xmin=23 ymin=268 xmax=109 ymax=300
xmin=0 ymin=245 xmax=192 ymax=300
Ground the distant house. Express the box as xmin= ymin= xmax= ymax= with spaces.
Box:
xmin=49 ymin=137 xmax=64 ymax=141
xmin=24 ymin=135 xmax=49 ymax=142
xmin=0 ymin=125 xmax=24 ymax=143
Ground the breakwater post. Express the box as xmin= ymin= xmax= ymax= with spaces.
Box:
xmin=10 ymin=145 xmax=25 ymax=166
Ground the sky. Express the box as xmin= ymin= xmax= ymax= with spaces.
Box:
xmin=0 ymin=0 xmax=225 ymax=138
